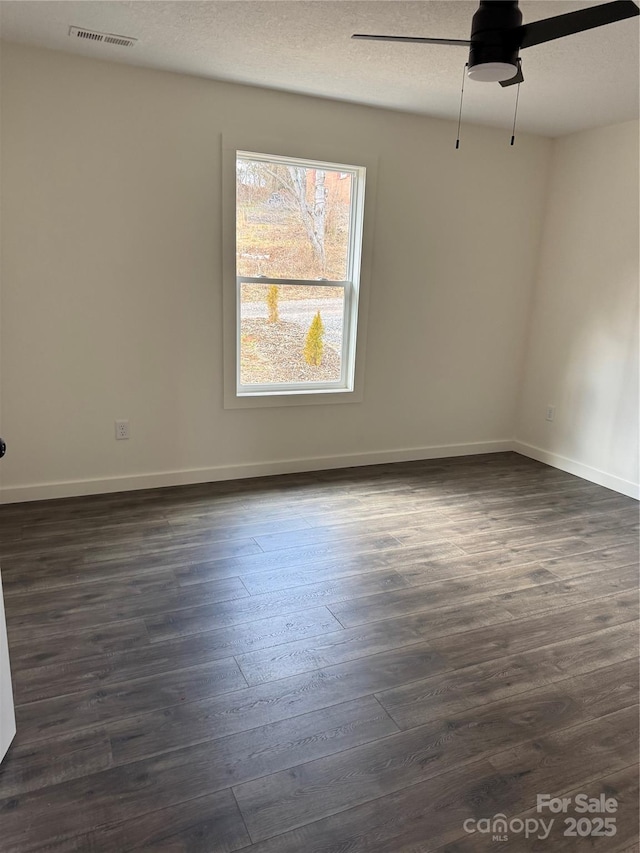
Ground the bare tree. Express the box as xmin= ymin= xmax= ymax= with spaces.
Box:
xmin=252 ymin=164 xmax=327 ymax=275
xmin=237 ymin=159 xmax=330 ymax=275
xmin=281 ymin=166 xmax=327 ymax=275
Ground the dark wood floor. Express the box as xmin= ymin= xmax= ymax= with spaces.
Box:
xmin=0 ymin=452 xmax=638 ymax=852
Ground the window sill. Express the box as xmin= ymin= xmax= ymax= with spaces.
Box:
xmin=224 ymin=386 xmax=363 ymax=409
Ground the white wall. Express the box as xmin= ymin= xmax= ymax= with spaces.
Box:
xmin=515 ymin=120 xmax=639 ymax=499
xmin=0 ymin=43 xmax=553 ymax=502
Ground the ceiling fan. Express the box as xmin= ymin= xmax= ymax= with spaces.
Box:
xmin=352 ymin=0 xmax=639 ymax=86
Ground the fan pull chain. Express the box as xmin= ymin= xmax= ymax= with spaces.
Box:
xmin=455 ymin=63 xmax=468 ymax=149
xmin=510 ymin=79 xmax=521 ymax=146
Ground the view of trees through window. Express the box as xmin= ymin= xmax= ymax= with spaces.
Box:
xmin=237 ymin=155 xmax=353 ymax=387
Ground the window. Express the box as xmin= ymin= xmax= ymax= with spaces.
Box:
xmin=234 ymin=151 xmax=366 ymax=397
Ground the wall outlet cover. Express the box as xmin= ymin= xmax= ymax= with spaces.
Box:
xmin=115 ymin=419 xmax=130 ymax=440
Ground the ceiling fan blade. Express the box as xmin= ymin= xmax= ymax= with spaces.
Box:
xmin=351 ymin=34 xmax=470 ymax=46
xmin=499 ymin=61 xmax=524 ymax=87
xmin=517 ymin=0 xmax=639 ymax=49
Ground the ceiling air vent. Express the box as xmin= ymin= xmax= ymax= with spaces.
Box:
xmin=68 ymin=27 xmax=137 ymax=48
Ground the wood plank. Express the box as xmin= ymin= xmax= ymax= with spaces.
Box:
xmin=490 ymin=704 xmax=639 ymax=780
xmin=466 ymin=763 xmax=638 ymax=852
xmin=239 ymin=540 xmax=466 ymax=596
xmin=238 ymin=709 xmax=638 ymax=853
xmin=440 ymin=497 xmax=637 ymax=529
xmin=163 ymin=515 xmax=313 ymax=544
xmin=0 ymin=697 xmax=396 ymax=851
xmin=299 ymin=503 xmax=452 ymax=531
xmin=118 ymin=694 xmax=398 ymax=778
xmin=235 ymin=620 xmax=426 ymax=685
xmin=0 ymin=729 xmax=112 ymax=798
xmin=3 ymin=569 xmax=178 ymax=614
xmin=385 ymin=505 xmax=638 ymax=555
xmin=144 ymin=569 xmax=410 ymax=641
xmin=7 ymin=789 xmax=251 ymax=853
xmin=21 ymin=516 xmax=170 ymax=540
xmin=251 ymin=514 xmax=463 ymax=553
xmin=14 ymin=656 xmax=247 ymax=744
xmin=544 ymin=620 xmax=639 ymax=675
xmin=0 ymin=551 xmax=89 ymax=594
xmin=429 ymin=590 xmax=639 ymax=668
xmin=451 ymin=484 xmax=634 ymax=518
xmin=232 ymin=662 xmax=638 ymax=842
xmin=87 ymin=534 xmax=265 ymax=566
xmin=507 ymin=535 xmax=639 ymax=563
xmin=377 ymin=648 xmax=564 ymax=729
xmin=496 ymin=564 xmax=638 ymax=618
xmin=329 ymin=564 xmax=557 ymax=628
xmin=108 ymin=643 xmax=448 ymax=764
xmin=12 ymin=607 xmax=342 ymax=703
xmin=539 ymin=542 xmax=640 ymax=579
xmin=560 ymin=658 xmax=639 ymax=719
xmin=396 ymin=539 xmax=638 ymax=585
xmin=0 ymin=532 xmax=173 ymax=563
xmin=231 ymin=757 xmax=502 ymax=853
xmin=452 ymin=517 xmax=638 ymax=556
xmin=0 ymin=537 xmax=262 ymax=595
xmin=172 ymin=532 xmax=406 ymax=586
xmin=395 ymin=546 xmax=545 ymax=582
xmin=437 ymin=727 xmax=639 ymax=851
xmin=3 ymin=571 xmax=249 ymax=628
xmin=7 ymin=618 xmax=151 ymax=670
xmin=0 ymin=520 xmax=173 ymax=559
xmin=392 ymin=596 xmax=517 ymax=640
xmin=377 ymin=622 xmax=638 ymax=729
xmin=164 ymin=506 xmax=308 ymax=529
xmin=4 ymin=575 xmax=249 ymax=633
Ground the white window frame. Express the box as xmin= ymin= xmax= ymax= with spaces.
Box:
xmin=222 ymin=137 xmax=376 ymax=409
xmin=237 ymin=275 xmax=354 ymax=394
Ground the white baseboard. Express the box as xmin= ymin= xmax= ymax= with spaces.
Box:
xmin=0 ymin=440 xmax=512 ymax=504
xmin=512 ymin=441 xmax=640 ymax=501
xmin=4 ymin=439 xmax=636 ymax=504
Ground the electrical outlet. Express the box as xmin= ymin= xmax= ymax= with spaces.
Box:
xmin=115 ymin=419 xmax=130 ymax=440
xmin=545 ymin=405 xmax=556 ymax=422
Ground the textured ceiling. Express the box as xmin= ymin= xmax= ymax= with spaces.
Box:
xmin=1 ymin=0 xmax=638 ymax=136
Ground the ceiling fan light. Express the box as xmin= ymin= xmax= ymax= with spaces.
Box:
xmin=467 ymin=62 xmax=518 ymax=82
